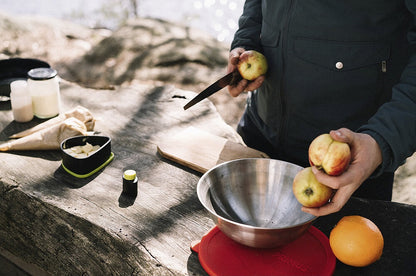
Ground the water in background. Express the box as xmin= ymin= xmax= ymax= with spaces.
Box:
xmin=0 ymin=0 xmax=244 ymax=43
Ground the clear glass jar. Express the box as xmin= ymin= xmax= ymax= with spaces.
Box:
xmin=28 ymin=68 xmax=61 ymax=119
xmin=10 ymin=80 xmax=34 ymax=122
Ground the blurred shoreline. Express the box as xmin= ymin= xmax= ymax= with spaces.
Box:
xmin=0 ymin=0 xmax=243 ymax=43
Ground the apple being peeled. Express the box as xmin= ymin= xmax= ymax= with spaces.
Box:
xmin=309 ymin=133 xmax=351 ymax=176
xmin=292 ymin=167 xmax=333 ymax=208
xmin=237 ymin=50 xmax=268 ymax=81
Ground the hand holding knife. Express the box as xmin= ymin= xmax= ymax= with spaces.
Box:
xmin=183 ymin=49 xmax=268 ymax=110
xmin=183 ymin=70 xmax=242 ymax=110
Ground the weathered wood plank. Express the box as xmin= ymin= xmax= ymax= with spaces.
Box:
xmin=1 ymin=187 xmax=176 ymax=275
xmin=0 ymin=80 xmax=241 ymax=275
xmin=1 ymin=80 xmax=416 ymax=275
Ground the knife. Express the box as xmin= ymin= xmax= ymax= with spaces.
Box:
xmin=183 ymin=71 xmax=242 ymax=110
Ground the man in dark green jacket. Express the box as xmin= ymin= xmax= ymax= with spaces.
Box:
xmin=227 ymin=0 xmax=416 ymax=216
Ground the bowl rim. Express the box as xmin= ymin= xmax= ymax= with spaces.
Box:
xmin=197 ymin=158 xmax=317 ymax=231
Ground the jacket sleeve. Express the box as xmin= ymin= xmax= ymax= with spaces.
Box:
xmin=230 ymin=0 xmax=263 ymax=52
xmin=358 ymin=0 xmax=416 ymax=175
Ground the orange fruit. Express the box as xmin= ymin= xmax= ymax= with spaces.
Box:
xmin=329 ymin=215 xmax=384 ymax=267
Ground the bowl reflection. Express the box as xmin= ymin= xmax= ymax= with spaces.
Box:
xmin=197 ymin=158 xmax=316 ymax=248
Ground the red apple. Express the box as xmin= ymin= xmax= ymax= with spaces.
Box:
xmin=309 ymin=133 xmax=351 ymax=176
xmin=292 ymin=167 xmax=333 ymax=208
xmin=237 ymin=50 xmax=268 ymax=81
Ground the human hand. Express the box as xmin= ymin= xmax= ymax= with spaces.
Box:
xmin=302 ymin=128 xmax=383 ymax=216
xmin=227 ymin=48 xmax=265 ymax=97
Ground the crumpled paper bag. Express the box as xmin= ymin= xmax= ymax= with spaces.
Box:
xmin=0 ymin=105 xmax=96 ymax=151
xmin=9 ymin=105 xmax=95 ymax=139
xmin=0 ymin=117 xmax=88 ymax=151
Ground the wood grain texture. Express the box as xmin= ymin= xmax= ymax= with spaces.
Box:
xmin=0 ymin=80 xmax=242 ymax=275
xmin=1 ymin=80 xmax=415 ymax=275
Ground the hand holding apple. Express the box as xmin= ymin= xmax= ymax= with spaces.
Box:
xmin=301 ymin=129 xmax=383 ymax=216
xmin=227 ymin=48 xmax=267 ymax=97
xmin=237 ymin=50 xmax=268 ymax=81
xmin=292 ymin=167 xmax=333 ymax=208
xmin=309 ymin=133 xmax=351 ymax=176
xmin=293 ymin=132 xmax=350 ymax=208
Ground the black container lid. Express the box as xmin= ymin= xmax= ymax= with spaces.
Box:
xmin=28 ymin=67 xmax=57 ymax=80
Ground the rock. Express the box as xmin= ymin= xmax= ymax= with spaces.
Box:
xmin=62 ymin=17 xmax=229 ymax=90
xmin=393 ymin=153 xmax=416 ymax=205
xmin=0 ymin=11 xmax=246 ymax=129
xmin=61 ymin=17 xmax=246 ymax=129
xmin=0 ymin=11 xmax=110 ymax=76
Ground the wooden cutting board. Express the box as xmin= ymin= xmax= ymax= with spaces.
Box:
xmin=157 ymin=127 xmax=269 ymax=173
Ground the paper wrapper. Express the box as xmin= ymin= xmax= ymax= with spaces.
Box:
xmin=9 ymin=105 xmax=95 ymax=139
xmin=0 ymin=117 xmax=88 ymax=151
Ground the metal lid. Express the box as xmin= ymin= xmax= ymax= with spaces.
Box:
xmin=27 ymin=67 xmax=57 ymax=80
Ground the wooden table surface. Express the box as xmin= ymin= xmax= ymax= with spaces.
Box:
xmin=0 ymin=80 xmax=415 ymax=275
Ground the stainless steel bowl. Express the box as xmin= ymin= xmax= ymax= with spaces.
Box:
xmin=197 ymin=158 xmax=316 ymax=248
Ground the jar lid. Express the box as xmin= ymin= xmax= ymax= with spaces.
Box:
xmin=28 ymin=67 xmax=57 ymax=80
xmin=123 ymin=170 xmax=137 ymax=180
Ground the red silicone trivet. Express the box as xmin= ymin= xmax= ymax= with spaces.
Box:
xmin=191 ymin=226 xmax=336 ymax=276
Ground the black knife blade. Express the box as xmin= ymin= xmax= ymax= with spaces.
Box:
xmin=183 ymin=71 xmax=242 ymax=110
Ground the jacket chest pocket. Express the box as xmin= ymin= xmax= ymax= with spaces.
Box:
xmin=292 ymin=37 xmax=390 ymax=72
xmin=285 ymin=37 xmax=392 ymax=130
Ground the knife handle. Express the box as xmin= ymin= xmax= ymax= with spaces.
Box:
xmin=229 ymin=71 xmax=243 ymax=86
